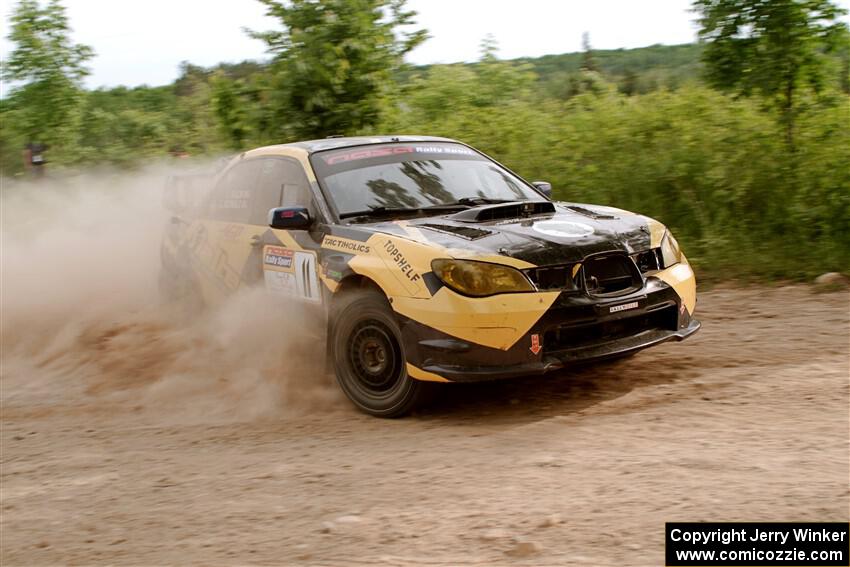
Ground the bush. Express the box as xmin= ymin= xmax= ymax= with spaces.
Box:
xmin=382 ymin=76 xmax=850 ymax=278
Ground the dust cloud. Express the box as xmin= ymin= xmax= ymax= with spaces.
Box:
xmin=1 ymin=163 xmax=337 ymax=423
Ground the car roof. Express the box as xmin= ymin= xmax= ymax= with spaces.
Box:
xmin=255 ymin=135 xmax=459 ymax=155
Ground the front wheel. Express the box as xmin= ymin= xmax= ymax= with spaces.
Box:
xmin=331 ymin=290 xmax=432 ymax=417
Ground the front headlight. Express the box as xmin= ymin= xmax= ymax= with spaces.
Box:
xmin=431 ymin=259 xmax=534 ymax=297
xmin=660 ymin=231 xmax=682 ymax=268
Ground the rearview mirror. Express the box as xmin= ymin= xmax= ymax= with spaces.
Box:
xmin=532 ymin=181 xmax=552 ymax=198
xmin=269 ymin=206 xmax=311 ymax=230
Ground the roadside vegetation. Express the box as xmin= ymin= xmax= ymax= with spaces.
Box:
xmin=1 ymin=0 xmax=848 ymax=279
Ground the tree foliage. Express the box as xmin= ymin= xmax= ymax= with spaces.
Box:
xmin=694 ymin=0 xmax=849 ymax=146
xmin=581 ymin=32 xmax=598 ymax=72
xmin=2 ymin=0 xmax=93 ymax=158
xmin=384 ymin=78 xmax=850 ymax=277
xmin=1 ymin=0 xmax=848 ymax=279
xmin=247 ymin=0 xmax=427 ymax=139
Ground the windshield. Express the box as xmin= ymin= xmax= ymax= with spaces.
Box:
xmin=310 ymin=142 xmax=544 ymax=219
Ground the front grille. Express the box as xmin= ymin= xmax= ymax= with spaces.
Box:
xmin=524 ymin=264 xmax=579 ymax=291
xmin=544 ymin=304 xmax=678 ymax=352
xmin=631 ymin=249 xmax=661 ymax=273
xmin=582 ymin=253 xmax=642 ymax=296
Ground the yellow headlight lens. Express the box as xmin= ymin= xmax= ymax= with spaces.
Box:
xmin=660 ymin=231 xmax=682 ymax=268
xmin=431 ymin=259 xmax=534 ymax=297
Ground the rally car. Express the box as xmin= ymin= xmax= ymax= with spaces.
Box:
xmin=160 ymin=136 xmax=699 ymax=417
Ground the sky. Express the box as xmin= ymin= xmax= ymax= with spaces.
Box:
xmin=1 ymin=0 xmax=849 ymax=90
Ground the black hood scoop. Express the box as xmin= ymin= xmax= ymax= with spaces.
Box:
xmin=420 ymin=224 xmax=493 ymax=240
xmin=365 ymin=200 xmax=653 ymax=266
xmin=450 ymin=201 xmax=556 ymax=223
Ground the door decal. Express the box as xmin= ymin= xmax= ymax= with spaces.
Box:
xmin=262 ymin=245 xmax=320 ymax=303
xmin=295 ymin=252 xmax=320 ymax=302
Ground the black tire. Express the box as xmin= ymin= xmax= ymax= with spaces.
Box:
xmin=331 ymin=289 xmax=431 ymax=417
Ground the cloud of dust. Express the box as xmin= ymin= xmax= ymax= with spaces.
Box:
xmin=1 ymin=163 xmax=339 ymax=422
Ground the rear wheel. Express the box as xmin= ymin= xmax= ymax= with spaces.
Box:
xmin=331 ymin=289 xmax=431 ymax=417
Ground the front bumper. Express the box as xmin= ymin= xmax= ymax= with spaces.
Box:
xmin=400 ymin=276 xmax=700 ymax=383
xmin=412 ymin=319 xmax=700 ymax=382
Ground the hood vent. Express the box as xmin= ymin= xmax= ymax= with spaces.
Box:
xmin=450 ymin=201 xmax=556 ymax=223
xmin=420 ymin=224 xmax=493 ymax=240
xmin=567 ymin=205 xmax=617 ymax=220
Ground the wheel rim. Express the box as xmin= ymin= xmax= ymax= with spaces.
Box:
xmin=348 ymin=320 xmax=402 ymax=396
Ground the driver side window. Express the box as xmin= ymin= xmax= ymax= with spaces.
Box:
xmin=254 ymin=157 xmax=315 ymax=225
xmin=251 ymin=159 xmax=285 ymax=225
xmin=210 ymin=157 xmax=315 ymax=226
xmin=280 ymin=160 xmax=313 ymax=210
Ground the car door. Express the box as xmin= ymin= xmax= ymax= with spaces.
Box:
xmin=259 ymin=158 xmax=323 ymax=304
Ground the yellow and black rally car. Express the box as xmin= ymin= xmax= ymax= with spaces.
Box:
xmin=161 ymin=136 xmax=699 ymax=417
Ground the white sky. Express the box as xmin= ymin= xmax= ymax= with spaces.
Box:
xmin=1 ymin=0 xmax=849 ymax=89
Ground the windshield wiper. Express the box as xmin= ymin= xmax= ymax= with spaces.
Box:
xmin=340 ymin=202 xmax=480 ymax=220
xmin=339 ymin=199 xmax=519 ymax=221
xmin=417 ymin=197 xmax=517 ymax=211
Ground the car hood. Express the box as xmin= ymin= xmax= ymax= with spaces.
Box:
xmin=358 ymin=202 xmax=658 ymax=266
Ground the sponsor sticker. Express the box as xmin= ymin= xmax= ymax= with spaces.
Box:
xmin=324 ymin=268 xmax=343 ymax=281
xmin=412 ymin=145 xmax=476 ymax=156
xmin=382 ymin=239 xmax=421 ymax=283
xmin=263 ymin=250 xmax=320 ymax=303
xmin=322 ymin=236 xmax=371 ymax=255
xmin=263 ymin=246 xmax=294 ymax=269
xmin=324 ymin=146 xmax=414 ymax=165
xmin=610 ymin=301 xmax=639 ymax=313
xmin=322 ymin=145 xmax=477 ymax=165
xmin=532 ymin=220 xmax=595 ymax=239
xmin=264 ymin=270 xmax=296 ymax=294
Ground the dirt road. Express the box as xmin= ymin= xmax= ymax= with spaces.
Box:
xmin=1 ymin=285 xmax=848 ymax=566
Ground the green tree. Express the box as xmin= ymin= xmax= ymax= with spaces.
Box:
xmin=248 ymin=0 xmax=427 ymax=139
xmin=382 ymin=37 xmax=536 ymax=130
xmin=2 ymin=0 xmax=93 ymax=161
xmin=581 ymin=32 xmax=598 ymax=72
xmin=693 ymin=0 xmax=848 ymax=147
xmin=474 ymin=36 xmax=537 ymax=107
xmin=211 ymin=74 xmax=251 ymax=149
xmin=618 ymin=68 xmax=639 ymax=96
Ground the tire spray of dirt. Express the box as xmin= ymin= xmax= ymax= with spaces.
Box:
xmin=1 ymin=163 xmax=340 ymax=423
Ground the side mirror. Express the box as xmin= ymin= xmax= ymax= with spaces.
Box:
xmin=532 ymin=181 xmax=552 ymax=198
xmin=269 ymin=206 xmax=311 ymax=230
